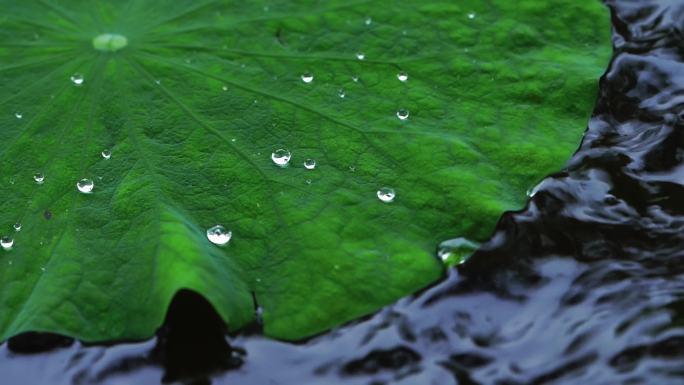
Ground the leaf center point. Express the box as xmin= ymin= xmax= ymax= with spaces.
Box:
xmin=92 ymin=33 xmax=128 ymax=52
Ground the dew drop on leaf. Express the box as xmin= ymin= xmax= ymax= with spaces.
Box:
xmin=70 ymin=73 xmax=84 ymax=85
xmin=101 ymin=149 xmax=112 ymax=159
xmin=338 ymin=88 xmax=346 ymax=98
xmin=33 ymin=173 xmax=45 ymax=185
xmin=14 ymin=112 xmax=22 ymax=119
xmin=304 ymin=159 xmax=316 ymax=170
xmin=301 ymin=73 xmax=314 ymax=83
xmin=396 ymin=109 xmax=410 ymax=120
xmin=13 ymin=222 xmax=21 ymax=232
xmin=356 ymin=52 xmax=365 ymax=60
xmin=436 ymin=237 xmax=479 ymax=264
xmin=397 ymin=71 xmax=408 ymax=82
xmin=77 ymin=178 xmax=94 ymax=194
xmin=271 ymin=149 xmax=292 ymax=167
xmin=364 ymin=16 xmax=372 ymax=25
xmin=376 ymin=187 xmax=396 ymax=203
xmin=222 ymin=85 xmax=228 ymax=91
xmin=1 ymin=236 xmax=14 ymax=250
xmin=468 ymin=12 xmax=476 ymax=19
xmin=352 ymin=75 xmax=359 ymax=83
xmin=206 ymin=225 xmax=232 ymax=246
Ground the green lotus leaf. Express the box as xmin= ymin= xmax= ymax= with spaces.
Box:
xmin=0 ymin=0 xmax=609 ymax=341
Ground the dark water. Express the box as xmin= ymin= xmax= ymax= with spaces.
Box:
xmin=3 ymin=1 xmax=684 ymax=384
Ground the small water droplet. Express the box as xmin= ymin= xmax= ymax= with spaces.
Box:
xmin=40 ymin=266 xmax=46 ymax=272
xmin=356 ymin=52 xmax=365 ymax=60
xmin=33 ymin=173 xmax=45 ymax=185
xmin=301 ymin=73 xmax=314 ymax=83
xmin=349 ymin=165 xmax=356 ymax=172
xmin=13 ymin=222 xmax=21 ymax=232
xmin=352 ymin=75 xmax=360 ymax=83
xmin=70 ymin=73 xmax=84 ymax=85
xmin=1 ymin=236 xmax=14 ymax=250
xmin=304 ymin=159 xmax=316 ymax=170
xmin=377 ymin=187 xmax=396 ymax=203
xmin=467 ymin=12 xmax=476 ymax=19
xmin=437 ymin=237 xmax=479 ymax=264
xmin=154 ymin=79 xmax=161 ymax=85
xmin=101 ymin=149 xmax=111 ymax=159
xmin=365 ymin=16 xmax=372 ymax=25
xmin=222 ymin=85 xmax=228 ymax=91
xmin=338 ymin=88 xmax=346 ymax=98
xmin=396 ymin=109 xmax=410 ymax=120
xmin=397 ymin=72 xmax=408 ymax=82
xmin=77 ymin=178 xmax=94 ymax=194
xmin=305 ymin=179 xmax=312 ymax=185
xmin=206 ymin=224 xmax=232 ymax=245
xmin=271 ymin=149 xmax=292 ymax=167
xmin=14 ymin=112 xmax=22 ymax=119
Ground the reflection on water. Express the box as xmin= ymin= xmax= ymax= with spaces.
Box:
xmin=3 ymin=0 xmax=684 ymax=383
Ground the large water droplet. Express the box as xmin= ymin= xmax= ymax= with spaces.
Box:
xmin=206 ymin=225 xmax=232 ymax=245
xmin=271 ymin=149 xmax=292 ymax=167
xmin=377 ymin=187 xmax=396 ymax=203
xmin=301 ymin=73 xmax=314 ymax=83
xmin=70 ymin=73 xmax=84 ymax=86
xmin=304 ymin=159 xmax=316 ymax=170
xmin=14 ymin=112 xmax=23 ymax=119
xmin=77 ymin=178 xmax=94 ymax=194
xmin=396 ymin=109 xmax=410 ymax=120
xmin=437 ymin=237 xmax=479 ymax=265
xmin=33 ymin=173 xmax=45 ymax=185
xmin=1 ymin=236 xmax=14 ymax=250
xmin=356 ymin=52 xmax=365 ymax=60
xmin=101 ymin=149 xmax=112 ymax=160
xmin=397 ymin=72 xmax=408 ymax=82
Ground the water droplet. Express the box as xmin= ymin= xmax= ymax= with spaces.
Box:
xmin=305 ymin=179 xmax=312 ymax=185
xmin=222 ymin=85 xmax=228 ymax=91
xmin=352 ymin=75 xmax=360 ymax=82
xmin=77 ymin=178 xmax=94 ymax=194
xmin=40 ymin=266 xmax=46 ymax=272
xmin=301 ymin=73 xmax=314 ymax=83
xmin=437 ymin=237 xmax=479 ymax=264
xmin=338 ymin=88 xmax=346 ymax=98
xmin=397 ymin=72 xmax=408 ymax=82
xmin=154 ymin=79 xmax=161 ymax=85
xmin=92 ymin=33 xmax=128 ymax=52
xmin=356 ymin=52 xmax=365 ymax=60
xmin=33 ymin=173 xmax=45 ymax=185
xmin=271 ymin=149 xmax=292 ymax=167
xmin=365 ymin=16 xmax=372 ymax=25
xmin=396 ymin=109 xmax=410 ymax=120
xmin=70 ymin=73 xmax=84 ymax=86
xmin=101 ymin=149 xmax=112 ymax=159
xmin=207 ymin=225 xmax=232 ymax=246
xmin=468 ymin=12 xmax=476 ymax=19
xmin=13 ymin=223 xmax=21 ymax=232
xmin=14 ymin=112 xmax=22 ymax=119
xmin=1 ymin=236 xmax=14 ymax=250
xmin=304 ymin=159 xmax=316 ymax=170
xmin=377 ymin=187 xmax=396 ymax=203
